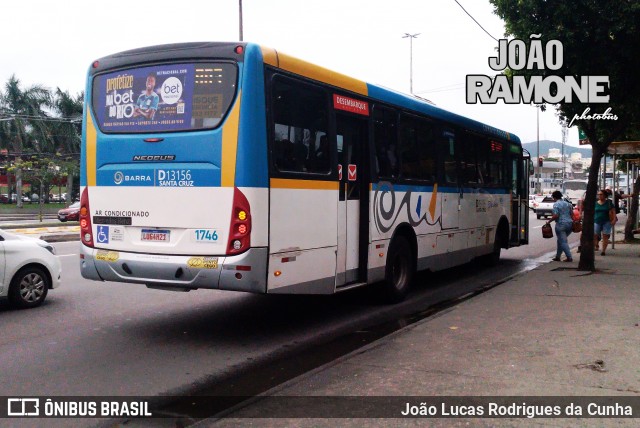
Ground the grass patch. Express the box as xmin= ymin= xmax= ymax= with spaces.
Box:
xmin=0 ymin=203 xmax=66 ymax=214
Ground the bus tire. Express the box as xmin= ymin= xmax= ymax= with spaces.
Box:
xmin=486 ymin=224 xmax=506 ymax=266
xmin=8 ymin=266 xmax=49 ymax=309
xmin=381 ymin=236 xmax=414 ymax=303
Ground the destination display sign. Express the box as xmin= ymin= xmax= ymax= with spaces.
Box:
xmin=333 ymin=94 xmax=369 ymax=116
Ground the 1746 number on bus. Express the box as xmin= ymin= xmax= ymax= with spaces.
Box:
xmin=194 ymin=229 xmax=219 ymax=242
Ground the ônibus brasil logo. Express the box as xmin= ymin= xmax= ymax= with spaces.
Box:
xmin=466 ymin=34 xmax=617 ymax=128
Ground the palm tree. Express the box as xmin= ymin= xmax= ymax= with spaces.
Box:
xmin=0 ymin=75 xmax=52 ymax=207
xmin=51 ymin=88 xmax=83 ymax=204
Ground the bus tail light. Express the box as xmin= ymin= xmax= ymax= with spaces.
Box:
xmin=227 ymin=187 xmax=251 ymax=256
xmin=80 ymin=187 xmax=94 ymax=247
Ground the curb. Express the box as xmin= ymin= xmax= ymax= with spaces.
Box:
xmin=41 ymin=233 xmax=79 ymax=243
xmin=0 ymin=221 xmax=78 ymax=229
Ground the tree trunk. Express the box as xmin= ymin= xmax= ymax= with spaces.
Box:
xmin=624 ymin=172 xmax=639 ymax=241
xmin=66 ymin=173 xmax=73 ymax=206
xmin=16 ymin=166 xmax=23 ymax=209
xmin=578 ymin=147 xmax=604 ymax=271
xmin=38 ymin=181 xmax=44 ymax=222
xmin=6 ymin=174 xmax=12 ymax=204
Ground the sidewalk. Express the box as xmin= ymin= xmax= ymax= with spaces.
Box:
xmin=207 ymin=239 xmax=640 ymax=426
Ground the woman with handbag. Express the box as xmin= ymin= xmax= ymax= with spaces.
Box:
xmin=547 ymin=190 xmax=574 ymax=262
xmin=594 ymin=190 xmax=616 ymax=256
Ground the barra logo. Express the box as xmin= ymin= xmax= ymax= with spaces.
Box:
xmin=466 ymin=34 xmax=617 ymax=127
xmin=113 ymin=171 xmax=151 ymax=185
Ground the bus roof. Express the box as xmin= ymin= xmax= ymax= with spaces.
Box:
xmin=90 ymin=41 xmax=521 ymax=145
xmin=259 ymin=44 xmax=521 ymax=144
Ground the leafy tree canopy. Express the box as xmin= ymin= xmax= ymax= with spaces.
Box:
xmin=490 ymin=0 xmax=640 ymax=270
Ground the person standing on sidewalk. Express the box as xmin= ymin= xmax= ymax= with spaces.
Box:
xmin=547 ymin=190 xmax=574 ymax=262
xmin=594 ymin=190 xmax=616 ymax=256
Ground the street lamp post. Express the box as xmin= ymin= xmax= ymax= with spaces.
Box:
xmin=402 ymin=33 xmax=420 ymax=94
xmin=239 ymin=0 xmax=243 ymax=41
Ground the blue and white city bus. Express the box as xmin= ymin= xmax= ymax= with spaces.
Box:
xmin=80 ymin=42 xmax=530 ymax=301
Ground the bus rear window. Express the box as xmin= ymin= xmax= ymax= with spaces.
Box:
xmin=92 ymin=62 xmax=237 ymax=133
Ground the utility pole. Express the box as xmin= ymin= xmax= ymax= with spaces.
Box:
xmin=561 ymin=125 xmax=567 ymax=187
xmin=402 ymin=33 xmax=420 ymax=94
xmin=536 ymin=107 xmax=540 ymax=194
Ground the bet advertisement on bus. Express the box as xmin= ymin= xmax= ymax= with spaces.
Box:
xmin=94 ymin=64 xmax=194 ymax=132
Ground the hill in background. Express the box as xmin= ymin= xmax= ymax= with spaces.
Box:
xmin=522 ymin=140 xmax=592 ymax=158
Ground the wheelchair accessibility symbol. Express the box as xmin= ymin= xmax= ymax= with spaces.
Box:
xmin=97 ymin=226 xmax=109 ymax=244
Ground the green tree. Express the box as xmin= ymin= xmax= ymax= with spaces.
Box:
xmin=51 ymin=88 xmax=83 ymax=204
xmin=490 ymin=0 xmax=640 ymax=270
xmin=6 ymin=156 xmax=58 ymax=222
xmin=0 ymin=75 xmax=52 ymax=208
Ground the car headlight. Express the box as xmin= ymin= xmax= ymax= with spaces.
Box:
xmin=38 ymin=241 xmax=56 ymax=255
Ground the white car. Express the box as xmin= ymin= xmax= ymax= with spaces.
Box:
xmin=535 ymin=195 xmax=573 ymax=219
xmin=530 ymin=195 xmax=546 ymax=212
xmin=0 ymin=230 xmax=62 ymax=308
xmin=535 ymin=196 xmax=556 ymax=219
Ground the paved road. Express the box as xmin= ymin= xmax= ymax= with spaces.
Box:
xmin=0 ymin=212 xmax=568 ymax=427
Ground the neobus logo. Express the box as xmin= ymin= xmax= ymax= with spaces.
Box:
xmin=132 ymin=155 xmax=176 ymax=161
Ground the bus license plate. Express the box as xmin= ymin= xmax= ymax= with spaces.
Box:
xmin=141 ymin=229 xmax=170 ymax=242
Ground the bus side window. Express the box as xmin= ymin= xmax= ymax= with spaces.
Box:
xmin=399 ymin=113 xmax=436 ymax=182
xmin=373 ymin=107 xmax=399 ymax=179
xmin=416 ymin=119 xmax=437 ymax=182
xmin=487 ymin=140 xmax=505 ymax=186
xmin=441 ymin=130 xmax=458 ymax=185
xmin=474 ymin=135 xmax=488 ymax=184
xmin=271 ymin=76 xmax=328 ymax=174
xmin=461 ymin=134 xmax=479 ymax=185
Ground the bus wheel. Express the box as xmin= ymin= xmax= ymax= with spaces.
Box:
xmin=381 ymin=236 xmax=414 ymax=303
xmin=486 ymin=226 xmax=505 ymax=266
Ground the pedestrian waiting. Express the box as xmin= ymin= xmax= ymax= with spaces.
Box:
xmin=547 ymin=190 xmax=573 ymax=262
xmin=594 ymin=190 xmax=616 ymax=256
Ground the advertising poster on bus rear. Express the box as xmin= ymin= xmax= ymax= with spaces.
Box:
xmin=95 ymin=64 xmax=194 ymax=132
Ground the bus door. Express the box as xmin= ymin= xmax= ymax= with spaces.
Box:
xmin=336 ymin=113 xmax=369 ymax=287
xmin=509 ymin=148 xmax=530 ymax=246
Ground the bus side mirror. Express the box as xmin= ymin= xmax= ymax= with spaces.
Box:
xmin=529 ymin=160 xmax=534 ymax=175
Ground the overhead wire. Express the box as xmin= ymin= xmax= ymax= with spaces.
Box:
xmin=415 ymin=1 xmax=500 ymax=96
xmin=415 ymin=83 xmax=466 ymax=94
xmin=451 ymin=0 xmax=499 ymax=42
xmin=0 ymin=113 xmax=81 ymax=124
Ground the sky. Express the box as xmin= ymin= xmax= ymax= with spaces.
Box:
xmin=0 ymin=0 xmax=583 ymax=151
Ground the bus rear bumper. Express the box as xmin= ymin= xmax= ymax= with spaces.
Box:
xmin=80 ymin=246 xmax=268 ymax=293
